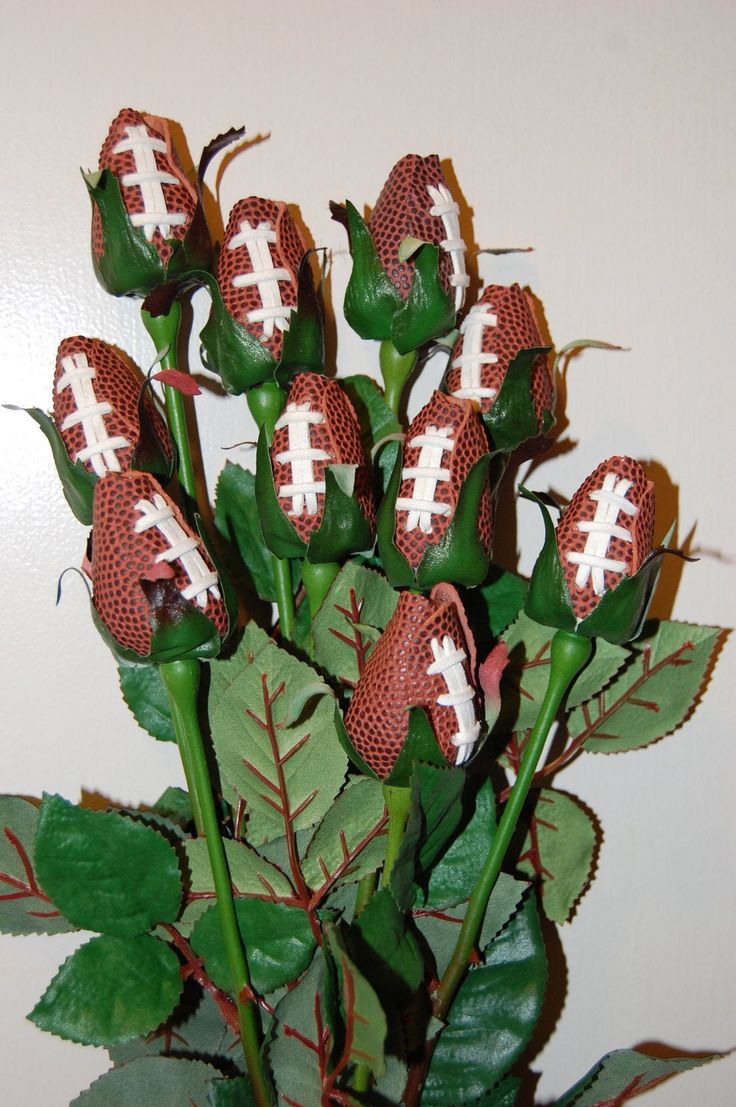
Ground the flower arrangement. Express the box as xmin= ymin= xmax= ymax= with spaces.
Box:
xmin=4 ymin=109 xmax=725 ymax=1107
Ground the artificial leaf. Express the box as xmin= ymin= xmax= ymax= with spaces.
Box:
xmin=554 ymin=1047 xmax=719 ymax=1106
xmin=301 ymin=777 xmax=387 ymax=894
xmin=415 ymin=454 xmax=495 ymax=590
xmin=30 ymin=934 xmax=182 ymax=1047
xmin=151 ymin=368 xmax=202 ymax=395
xmin=34 ymin=795 xmax=182 ymax=937
xmin=152 ymin=787 xmax=193 ymax=829
xmin=214 ymin=461 xmax=277 ymax=603
xmin=181 ymin=837 xmax=295 ymax=930
xmin=424 ymin=780 xmax=496 ymax=910
xmin=118 ymin=661 xmax=176 ymax=742
xmin=190 ymin=898 xmax=315 ymax=995
xmin=482 ymin=347 xmax=550 ymax=453
xmin=341 ymin=373 xmax=401 ymax=449
xmin=354 ymin=887 xmax=424 ymax=993
xmin=71 ymin=1057 xmax=219 ymax=1107
xmin=391 ymin=242 xmax=456 ymax=355
xmin=306 ymin=465 xmax=374 ymax=564
xmin=110 ymin=988 xmax=240 ymax=1071
xmin=483 ymin=1075 xmax=522 ymax=1106
xmin=254 ymin=425 xmax=308 ymax=560
xmin=0 ymin=796 xmax=74 ymax=935
xmin=384 ymin=707 xmax=450 ymax=791
xmin=267 ymin=953 xmax=326 ymax=1105
xmin=478 ymin=568 xmax=529 ymax=638
xmin=209 ymin=624 xmax=348 ymax=844
xmin=567 ymin=620 xmax=722 ymax=753
xmin=500 ymin=611 xmax=628 ymax=732
xmin=208 ymin=1076 xmax=256 ymax=1107
xmin=10 ymin=404 xmax=97 ymax=524
xmin=422 ymin=895 xmax=547 ymax=1103
xmin=391 ymin=762 xmax=465 ymax=911
xmin=326 ymin=923 xmax=387 ymax=1078
xmin=372 ymin=1056 xmax=410 ymax=1102
xmin=312 ymin=561 xmax=398 ymax=688
xmin=342 ymin=200 xmax=402 ymax=341
xmin=517 ymin=789 xmax=597 ymax=923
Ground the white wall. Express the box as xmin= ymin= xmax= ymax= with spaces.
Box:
xmin=1 ymin=1 xmax=734 ymax=1103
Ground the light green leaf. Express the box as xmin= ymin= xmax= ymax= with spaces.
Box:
xmin=185 ymin=837 xmax=295 ymax=902
xmin=0 ymin=796 xmax=74 ymax=935
xmin=424 ymin=780 xmax=496 ymax=910
xmin=71 ymin=1057 xmax=219 ymax=1106
xmin=517 ymin=789 xmax=597 ymax=923
xmin=501 ymin=610 xmax=628 ymax=732
xmin=302 ymin=777 xmax=387 ymax=893
xmin=30 ymin=934 xmax=182 ymax=1047
xmin=341 ymin=373 xmax=401 ymax=448
xmin=423 ymin=895 xmax=547 ymax=1103
xmin=568 ymin=621 xmax=723 ymax=753
xmin=118 ymin=661 xmax=176 ymax=742
xmin=555 ymin=1047 xmax=719 ymax=1106
xmin=208 ymin=624 xmax=348 ymax=844
xmin=267 ymin=953 xmax=326 ymax=1105
xmin=34 ymin=795 xmax=182 ymax=937
xmin=191 ymin=898 xmax=315 ymax=995
xmin=326 ymin=924 xmax=387 ymax=1078
xmin=312 ymin=561 xmax=398 ymax=688
xmin=213 ymin=461 xmax=277 ymax=603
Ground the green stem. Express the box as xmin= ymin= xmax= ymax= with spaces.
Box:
xmin=379 ymin=340 xmax=417 ymax=418
xmin=272 ymin=556 xmax=296 ymax=642
xmin=141 ymin=304 xmax=197 ymax=500
xmin=433 ymin=629 xmax=593 ymax=1019
xmin=354 ymin=871 xmax=378 ymax=919
xmin=381 ymin=783 xmax=412 ymax=887
xmin=160 ymin=659 xmax=273 ymax=1107
xmin=301 ymin=560 xmax=340 ymax=621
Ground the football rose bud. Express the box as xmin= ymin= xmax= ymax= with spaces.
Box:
xmin=444 ymin=283 xmax=554 ymax=452
xmin=255 ymin=372 xmax=374 ymax=563
xmin=524 ymin=455 xmax=662 ymax=645
xmin=344 ymin=584 xmax=482 ymax=780
xmin=377 ymin=390 xmax=493 ymax=589
xmin=199 ymin=197 xmax=324 ymax=395
xmin=85 ymin=108 xmax=211 ymax=297
xmin=90 ymin=471 xmax=231 ymax=662
xmin=333 ymin=154 xmax=469 ymax=353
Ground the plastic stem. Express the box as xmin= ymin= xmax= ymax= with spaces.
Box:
xmin=381 ymin=783 xmax=412 ymax=887
xmin=380 ymin=340 xmax=417 ymax=418
xmin=160 ymin=659 xmax=273 ymax=1107
xmin=433 ymin=629 xmax=593 ymax=1020
xmin=141 ymin=304 xmax=197 ymax=500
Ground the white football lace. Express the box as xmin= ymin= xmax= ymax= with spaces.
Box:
xmin=396 ymin=424 xmax=455 ymax=533
xmin=450 ymin=301 xmax=499 ymax=403
xmin=112 ymin=124 xmax=187 ymax=242
xmin=274 ymin=403 xmax=331 ymax=516
xmin=566 ymin=472 xmax=638 ymax=596
xmin=56 ymin=352 xmax=130 ymax=478
xmin=426 ymin=182 xmax=470 ymax=311
xmin=227 ymin=220 xmax=294 ymax=339
xmin=134 ymin=494 xmax=220 ymax=609
xmin=427 ymin=635 xmax=480 ymax=766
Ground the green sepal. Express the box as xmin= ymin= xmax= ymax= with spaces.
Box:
xmin=521 ymin=486 xmax=577 ymax=634
xmin=194 ymin=513 xmax=239 ymax=641
xmin=10 ymin=405 xmax=97 ymax=524
xmin=334 ymin=706 xmax=380 ymax=779
xmin=384 ymin=707 xmax=448 ymax=788
xmin=275 ymin=252 xmax=325 ymax=387
xmin=254 ymin=424 xmax=308 ymax=559
xmin=130 ymin=382 xmax=175 ymax=482
xmin=415 ymin=453 xmax=495 ymax=589
xmin=391 ymin=242 xmax=456 ymax=356
xmin=306 ymin=465 xmax=374 ymax=564
xmin=375 ymin=441 xmax=415 ymax=587
xmin=481 ymin=346 xmax=552 ymax=453
xmin=342 ymin=200 xmax=402 ymax=340
xmin=84 ymin=170 xmax=210 ymax=298
xmin=198 ymin=270 xmax=276 ymax=395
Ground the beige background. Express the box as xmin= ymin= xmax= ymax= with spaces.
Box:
xmin=1 ymin=1 xmax=734 ymax=1103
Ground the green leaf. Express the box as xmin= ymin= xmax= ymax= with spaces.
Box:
xmin=85 ymin=169 xmax=166 ymax=297
xmin=276 ymin=251 xmax=325 ymax=384
xmin=391 ymin=242 xmax=456 ymax=355
xmin=214 ymin=461 xmax=277 ymax=603
xmin=384 ymin=707 xmax=450 ymax=791
xmin=268 ymin=952 xmax=326 ymax=1103
xmin=34 ymin=795 xmax=182 ymax=937
xmin=391 ymin=761 xmax=465 ymax=911
xmin=71 ymin=1057 xmax=219 ymax=1106
xmin=198 ymin=270 xmax=277 ymax=395
xmin=355 ymin=887 xmax=424 ymax=992
xmin=255 ymin=424 xmax=308 ymax=560
xmin=517 ymin=789 xmax=597 ymax=923
xmin=118 ymin=661 xmax=176 ymax=742
xmin=208 ymin=1077 xmax=256 ymax=1107
xmin=568 ymin=620 xmax=722 ymax=753
xmin=478 ymin=568 xmax=529 ymax=638
xmin=341 ymin=373 xmax=401 ymax=448
xmin=109 ymin=988 xmax=240 ymax=1071
xmin=312 ymin=561 xmax=398 ymax=687
xmin=423 ymin=895 xmax=547 ymax=1104
xmin=326 ymin=923 xmax=387 ymax=1078
xmin=152 ymin=787 xmax=192 ymax=829
xmin=209 ymin=625 xmax=348 ymax=845
xmin=500 ymin=611 xmax=628 ymax=732
xmin=521 ymin=486 xmax=577 ymax=635
xmin=424 ymin=780 xmax=496 ymax=910
xmin=30 ymin=934 xmax=182 ymax=1047
xmin=191 ymin=898 xmax=315 ymax=995
xmin=306 ymin=465 xmax=374 ymax=564
xmin=0 ymin=796 xmax=75 ymax=935
xmin=482 ymin=347 xmax=551 ymax=453
xmin=301 ymin=777 xmax=387 ymax=893
xmin=554 ymin=1047 xmax=719 ymax=1106
xmin=375 ymin=440 xmax=415 ymax=587
xmin=9 ymin=405 xmax=97 ymax=524
xmin=185 ymin=837 xmax=295 ymax=903
xmin=342 ymin=200 xmax=402 ymax=341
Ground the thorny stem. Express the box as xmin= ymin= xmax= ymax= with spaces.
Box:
xmin=380 ymin=340 xmax=418 ymax=419
xmin=141 ymin=303 xmax=197 ymax=501
xmin=160 ymin=659 xmax=273 ymax=1107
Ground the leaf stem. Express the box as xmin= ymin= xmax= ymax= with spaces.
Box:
xmin=141 ymin=303 xmax=197 ymax=500
xmin=380 ymin=340 xmax=417 ymax=418
xmin=160 ymin=659 xmax=273 ymax=1107
xmin=433 ymin=629 xmax=593 ymax=1020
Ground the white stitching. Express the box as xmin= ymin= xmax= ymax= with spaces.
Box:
xmin=426 ymin=183 xmax=469 ymax=310
xmin=56 ymin=353 xmax=130 ymax=477
xmin=112 ymin=125 xmax=187 ymax=241
xmin=396 ymin=425 xmax=455 ymax=533
xmin=274 ymin=402 xmax=331 ymax=516
xmin=450 ymin=302 xmax=499 ymax=403
xmin=134 ymin=494 xmax=220 ymax=608
xmin=566 ymin=472 xmax=638 ymax=595
xmin=427 ymin=635 xmax=480 ymax=765
xmin=226 ymin=219 xmax=294 ymax=339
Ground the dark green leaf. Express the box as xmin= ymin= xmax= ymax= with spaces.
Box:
xmin=254 ymin=425 xmax=308 ymax=559
xmin=482 ymin=347 xmax=551 ymax=453
xmin=375 ymin=440 xmax=415 ymax=587
xmin=198 ymin=271 xmax=276 ymax=395
xmin=391 ymin=243 xmax=456 ymax=355
xmin=355 ymin=887 xmax=424 ymax=992
xmin=479 ymin=569 xmax=528 ymax=637
xmin=214 ymin=461 xmax=277 ymax=603
xmin=326 ymin=923 xmax=387 ymax=1078
xmin=342 ymin=200 xmax=402 ymax=341
xmin=423 ymin=895 xmax=547 ymax=1103
xmin=30 ymin=934 xmax=182 ymax=1047
xmin=191 ymin=898 xmax=315 ymax=995
xmin=554 ymin=1047 xmax=719 ymax=1106
xmin=208 ymin=1076 xmax=256 ymax=1107
xmin=85 ymin=169 xmax=165 ymax=297
xmin=517 ymin=789 xmax=597 ymax=923
xmin=415 ymin=454 xmax=494 ymax=589
xmin=118 ymin=661 xmax=176 ymax=742
xmin=306 ymin=465 xmax=374 ymax=564
xmin=152 ymin=787 xmax=192 ymax=828
xmin=577 ymin=549 xmax=669 ymax=645
xmin=71 ymin=1057 xmax=219 ymax=1106
xmin=341 ymin=373 xmax=401 ymax=448
xmin=276 ymin=251 xmax=325 ymax=384
xmin=34 ymin=795 xmax=182 ymax=937
xmin=0 ymin=796 xmax=74 ymax=935
xmin=483 ymin=1075 xmax=521 ymax=1106
xmin=424 ymin=780 xmax=496 ymax=910
xmin=521 ymin=486 xmax=577 ymax=634
xmin=10 ymin=405 xmax=97 ymax=524
xmin=391 ymin=760 xmax=465 ymax=911
xmin=109 ymin=988 xmax=240 ymax=1071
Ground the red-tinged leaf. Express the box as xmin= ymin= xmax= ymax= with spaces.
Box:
xmin=517 ymin=789 xmax=598 ymax=923
xmin=152 ymin=369 xmax=202 ymax=395
xmin=480 ymin=641 xmax=509 ymax=729
xmin=554 ymin=1047 xmax=721 ymax=1105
